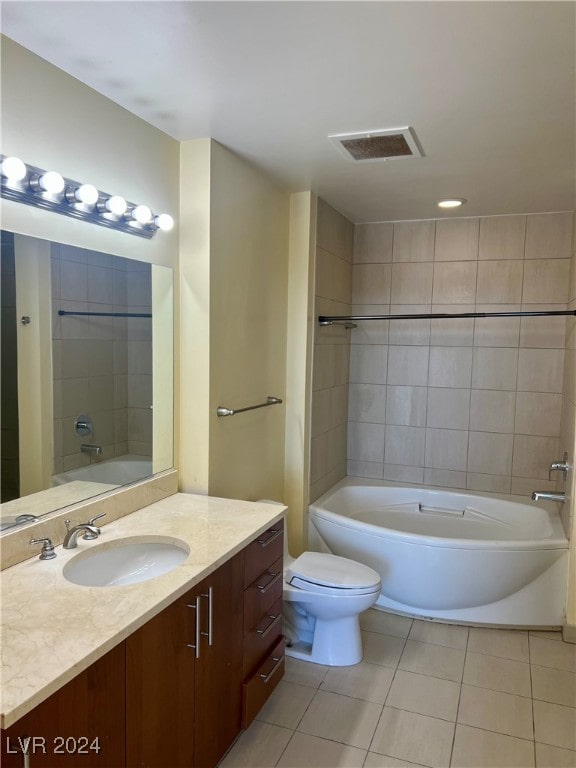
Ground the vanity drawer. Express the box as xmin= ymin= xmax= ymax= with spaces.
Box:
xmin=244 ymin=521 xmax=284 ymax=588
xmin=243 ymin=596 xmax=283 ymax=678
xmin=242 ymin=637 xmax=285 ymax=729
xmin=243 ymin=557 xmax=283 ymax=632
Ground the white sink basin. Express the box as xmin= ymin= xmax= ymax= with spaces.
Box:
xmin=63 ymin=536 xmax=190 ymax=587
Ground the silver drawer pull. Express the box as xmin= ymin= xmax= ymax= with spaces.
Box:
xmin=255 ymin=570 xmax=282 ymax=594
xmin=201 ymin=587 xmax=213 ymax=646
xmin=186 ymin=596 xmax=201 ymax=658
xmin=257 ymin=527 xmax=282 ymax=548
xmin=256 ymin=613 xmax=281 ymax=638
xmin=259 ymin=655 xmax=284 ymax=683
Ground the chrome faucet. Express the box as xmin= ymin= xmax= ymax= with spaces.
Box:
xmin=63 ymin=514 xmax=105 ymax=548
xmin=531 ymin=491 xmax=565 ymax=503
xmin=549 ymin=452 xmax=571 ymax=480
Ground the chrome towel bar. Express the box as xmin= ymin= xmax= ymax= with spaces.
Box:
xmin=217 ymin=396 xmax=282 ymax=418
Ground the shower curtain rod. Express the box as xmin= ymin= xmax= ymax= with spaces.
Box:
xmin=319 ymin=309 xmax=576 ymax=326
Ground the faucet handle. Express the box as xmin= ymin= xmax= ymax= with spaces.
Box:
xmin=548 ymin=452 xmax=570 ymax=480
xmin=30 ymin=538 xmax=57 ymax=560
xmin=82 ymin=513 xmax=106 ymax=540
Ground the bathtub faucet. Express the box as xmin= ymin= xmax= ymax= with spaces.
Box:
xmin=81 ymin=444 xmax=102 ymax=455
xmin=531 ymin=491 xmax=565 ymax=503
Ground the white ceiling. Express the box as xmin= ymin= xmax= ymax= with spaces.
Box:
xmin=2 ymin=1 xmax=575 ymax=223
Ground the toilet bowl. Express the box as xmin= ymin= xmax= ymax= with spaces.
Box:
xmin=283 ymin=551 xmax=381 ymax=666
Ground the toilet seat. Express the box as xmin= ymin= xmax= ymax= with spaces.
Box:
xmin=286 ymin=552 xmax=381 ymax=596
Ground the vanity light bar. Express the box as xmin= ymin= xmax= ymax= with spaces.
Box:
xmin=0 ymin=155 xmax=175 ymax=239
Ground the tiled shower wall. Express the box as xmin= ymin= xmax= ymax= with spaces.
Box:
xmin=559 ymin=219 xmax=576 ymax=536
xmin=310 ymin=200 xmax=354 ymax=501
xmin=348 ymin=212 xmax=573 ymax=496
xmin=52 ymin=245 xmax=152 ymax=473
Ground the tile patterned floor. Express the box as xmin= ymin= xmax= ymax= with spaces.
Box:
xmin=219 ymin=609 xmax=576 ymax=768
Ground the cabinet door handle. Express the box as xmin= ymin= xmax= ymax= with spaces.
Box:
xmin=259 ymin=655 xmax=284 ymax=683
xmin=255 ymin=571 xmax=282 ymax=594
xmin=186 ymin=596 xmax=201 ymax=658
xmin=200 ymin=586 xmax=213 ymax=646
xmin=255 ymin=612 xmax=281 ymax=638
xmin=257 ymin=527 xmax=282 ymax=548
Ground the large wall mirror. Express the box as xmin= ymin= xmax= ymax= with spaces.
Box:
xmin=0 ymin=230 xmax=174 ymax=533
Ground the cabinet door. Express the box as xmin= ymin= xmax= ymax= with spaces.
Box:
xmin=1 ymin=644 xmax=125 ymax=768
xmin=193 ymin=552 xmax=244 ymax=768
xmin=126 ymin=592 xmax=195 ymax=768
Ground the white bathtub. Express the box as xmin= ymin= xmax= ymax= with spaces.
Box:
xmin=308 ymin=478 xmax=569 ymax=627
xmin=53 ymin=455 xmax=152 ymax=487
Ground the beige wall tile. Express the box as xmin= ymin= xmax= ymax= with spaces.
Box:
xmin=513 ymin=434 xmax=560 ymax=479
xmin=430 ymin=304 xmax=474 ymax=346
xmin=517 ymin=348 xmax=565 ymax=393
xmin=348 ymin=422 xmax=385 ymax=463
xmin=317 ymin=198 xmax=354 ymax=261
xmin=432 ymin=261 xmax=478 ymax=304
xmin=425 ymin=428 xmax=469 ymax=471
xmin=427 ymin=387 xmax=470 ymax=429
xmin=479 ymin=215 xmax=526 ymax=261
xmin=520 ymin=305 xmax=567 ymax=349
xmin=429 ymin=347 xmax=473 ymax=388
xmin=511 ymin=476 xmax=558 ymax=497
xmin=348 ymin=383 xmax=387 ymax=423
xmin=386 ymin=386 xmax=428 ymax=427
xmin=474 ymin=304 xmax=521 ymax=347
xmin=515 ymin=392 xmax=563 ymax=436
xmin=424 ymin=467 xmax=467 ymax=488
xmin=466 ymin=472 xmax=512 ymax=493
xmin=354 ymin=222 xmax=393 ymax=263
xmin=316 ymin=247 xmax=353 ymax=304
xmin=385 ymin=425 xmax=425 ymax=466
xmin=352 ymin=264 xmax=391 ymax=304
xmin=476 ymin=260 xmax=523 ymax=303
xmin=383 ymin=464 xmax=425 ymax=483
xmin=523 ymin=259 xmax=571 ymax=304
xmin=472 ymin=348 xmax=518 ymax=391
xmin=388 ymin=306 xmax=431 ymax=346
xmin=468 ymin=431 xmax=513 ymax=475
xmin=525 ymin=212 xmax=573 ymax=260
xmin=435 ymin=218 xmax=479 ymax=261
xmin=387 ymin=346 xmax=429 ymax=386
xmin=349 ymin=344 xmax=387 ymax=384
xmin=350 ymin=304 xmax=389 ymax=345
xmin=469 ymin=389 xmax=516 ymax=433
xmin=391 ymin=263 xmax=433 ymax=304
xmin=348 ymin=460 xmax=384 ymax=479
xmin=393 ymin=220 xmax=435 ymax=262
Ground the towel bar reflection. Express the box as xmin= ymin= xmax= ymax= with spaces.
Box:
xmin=217 ymin=396 xmax=283 ymax=417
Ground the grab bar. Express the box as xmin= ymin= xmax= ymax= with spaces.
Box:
xmin=217 ymin=396 xmax=282 ymax=417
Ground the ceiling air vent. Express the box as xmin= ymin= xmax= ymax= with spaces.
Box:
xmin=329 ymin=127 xmax=423 ymax=162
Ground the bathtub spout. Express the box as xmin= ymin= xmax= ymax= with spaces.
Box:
xmin=531 ymin=491 xmax=565 ymax=503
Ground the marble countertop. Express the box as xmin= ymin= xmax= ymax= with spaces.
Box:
xmin=0 ymin=492 xmax=285 ymax=729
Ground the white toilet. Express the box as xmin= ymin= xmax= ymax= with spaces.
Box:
xmin=283 ymin=548 xmax=381 ymax=666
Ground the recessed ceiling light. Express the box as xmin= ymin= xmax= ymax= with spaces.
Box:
xmin=437 ymin=198 xmax=467 ymax=209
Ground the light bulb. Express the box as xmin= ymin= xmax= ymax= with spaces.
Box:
xmin=75 ymin=184 xmax=99 ymax=205
xmin=131 ymin=204 xmax=152 ymax=225
xmin=1 ymin=156 xmax=27 ymax=182
xmin=154 ymin=213 xmax=174 ymax=231
xmin=103 ymin=195 xmax=127 ymax=216
xmin=38 ymin=171 xmax=65 ymax=195
xmin=437 ymin=198 xmax=466 ymax=209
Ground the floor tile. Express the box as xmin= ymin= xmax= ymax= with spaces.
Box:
xmin=398 ymin=640 xmax=465 ymax=682
xmin=467 ymin=628 xmax=529 ymax=663
xmin=321 ymin=661 xmax=395 ymax=704
xmin=533 ymin=700 xmax=576 ymax=751
xmin=363 ymin=631 xmax=406 ymax=668
xmin=531 ymin=665 xmax=576 ymax=707
xmin=361 ymin=610 xmax=413 ymax=639
xmin=284 ymin=656 xmax=329 ymax=688
xmin=458 ymin=684 xmax=533 ymax=740
xmin=535 ymin=742 xmax=576 ymax=767
xmin=408 ymin=620 xmax=468 ymax=650
xmin=530 ymin=636 xmax=576 ymax=673
xmin=276 ymin=732 xmax=366 ymax=767
xmin=370 ymin=707 xmax=455 ymax=768
xmin=530 ymin=630 xmax=564 ymax=643
xmin=255 ymin=680 xmax=316 ymax=729
xmin=451 ymin=724 xmax=535 ymax=767
xmin=219 ymin=720 xmax=292 ymax=767
xmin=386 ymin=669 xmax=460 ymax=721
xmin=463 ymin=651 xmax=531 ymax=697
xmin=298 ymin=689 xmax=382 ymax=749
xmin=364 ymin=753 xmax=429 ymax=767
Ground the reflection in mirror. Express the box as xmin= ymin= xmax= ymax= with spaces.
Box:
xmin=0 ymin=232 xmax=173 ymax=533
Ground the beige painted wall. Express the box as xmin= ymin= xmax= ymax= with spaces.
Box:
xmin=179 ymin=140 xmax=290 ymax=503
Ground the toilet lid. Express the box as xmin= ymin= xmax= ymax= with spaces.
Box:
xmin=286 ymin=552 xmax=381 ymax=595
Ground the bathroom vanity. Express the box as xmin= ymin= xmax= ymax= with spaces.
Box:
xmin=0 ymin=494 xmax=285 ymax=767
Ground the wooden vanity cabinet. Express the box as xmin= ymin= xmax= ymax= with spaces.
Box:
xmin=1 ymin=644 xmax=126 ymax=768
